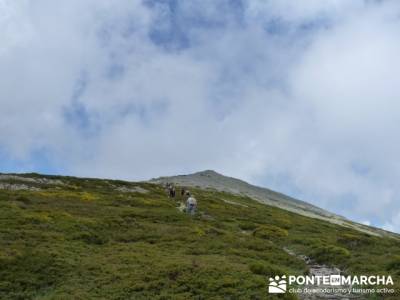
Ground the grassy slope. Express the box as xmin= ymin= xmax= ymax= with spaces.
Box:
xmin=0 ymin=175 xmax=399 ymax=299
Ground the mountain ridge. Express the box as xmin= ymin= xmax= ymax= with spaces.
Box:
xmin=150 ymin=169 xmax=398 ymax=239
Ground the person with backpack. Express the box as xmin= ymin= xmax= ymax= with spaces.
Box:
xmin=186 ymin=192 xmax=197 ymax=215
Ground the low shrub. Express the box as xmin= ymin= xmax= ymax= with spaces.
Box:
xmin=253 ymin=225 xmax=288 ymax=240
xmin=337 ymin=233 xmax=372 ymax=249
xmin=387 ymin=256 xmax=400 ymax=275
xmin=73 ymin=231 xmax=108 ymax=245
xmin=238 ymin=221 xmax=257 ymax=231
xmin=311 ymin=245 xmax=350 ymax=266
xmin=15 ymin=196 xmax=31 ymax=205
xmin=249 ymin=262 xmax=284 ymax=277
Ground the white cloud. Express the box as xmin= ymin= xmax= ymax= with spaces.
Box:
xmin=361 ymin=220 xmax=371 ymax=226
xmin=1 ymin=0 xmax=400 ymax=233
xmin=245 ymin=0 xmax=365 ymax=25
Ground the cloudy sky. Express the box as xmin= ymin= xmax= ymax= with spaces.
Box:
xmin=1 ymin=0 xmax=400 ymax=233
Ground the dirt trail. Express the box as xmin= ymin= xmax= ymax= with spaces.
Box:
xmin=284 ymin=248 xmax=363 ymax=300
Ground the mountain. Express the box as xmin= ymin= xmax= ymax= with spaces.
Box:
xmin=150 ymin=170 xmax=335 ymax=217
xmin=0 ymin=172 xmax=399 ymax=299
xmin=150 ymin=170 xmax=397 ymax=238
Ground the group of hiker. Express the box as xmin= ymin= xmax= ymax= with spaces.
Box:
xmin=166 ymin=183 xmax=176 ymax=198
xmin=165 ymin=183 xmax=197 ymax=215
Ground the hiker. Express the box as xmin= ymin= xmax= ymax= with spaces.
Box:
xmin=181 ymin=187 xmax=186 ymax=197
xmin=168 ymin=184 xmax=176 ymax=198
xmin=171 ymin=187 xmax=176 ymax=198
xmin=186 ymin=192 xmax=197 ymax=215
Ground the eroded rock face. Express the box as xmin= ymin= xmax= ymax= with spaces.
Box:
xmin=0 ymin=174 xmax=64 ymax=191
xmin=0 ymin=183 xmax=41 ymax=191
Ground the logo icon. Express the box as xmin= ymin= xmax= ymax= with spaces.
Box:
xmin=269 ymin=275 xmax=287 ymax=293
xmin=330 ymin=275 xmax=341 ymax=286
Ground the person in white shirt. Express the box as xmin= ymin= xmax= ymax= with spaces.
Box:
xmin=186 ymin=192 xmax=197 ymax=215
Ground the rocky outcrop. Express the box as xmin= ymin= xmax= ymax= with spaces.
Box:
xmin=0 ymin=183 xmax=41 ymax=191
xmin=0 ymin=174 xmax=64 ymax=191
xmin=0 ymin=174 xmax=64 ymax=185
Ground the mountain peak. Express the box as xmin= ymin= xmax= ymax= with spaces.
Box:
xmin=195 ymin=170 xmax=221 ymax=177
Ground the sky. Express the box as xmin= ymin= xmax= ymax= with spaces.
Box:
xmin=1 ymin=0 xmax=400 ymax=233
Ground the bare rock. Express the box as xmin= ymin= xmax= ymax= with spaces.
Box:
xmin=0 ymin=183 xmax=41 ymax=191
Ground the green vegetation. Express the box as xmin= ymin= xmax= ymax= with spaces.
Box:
xmin=0 ymin=175 xmax=399 ymax=299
